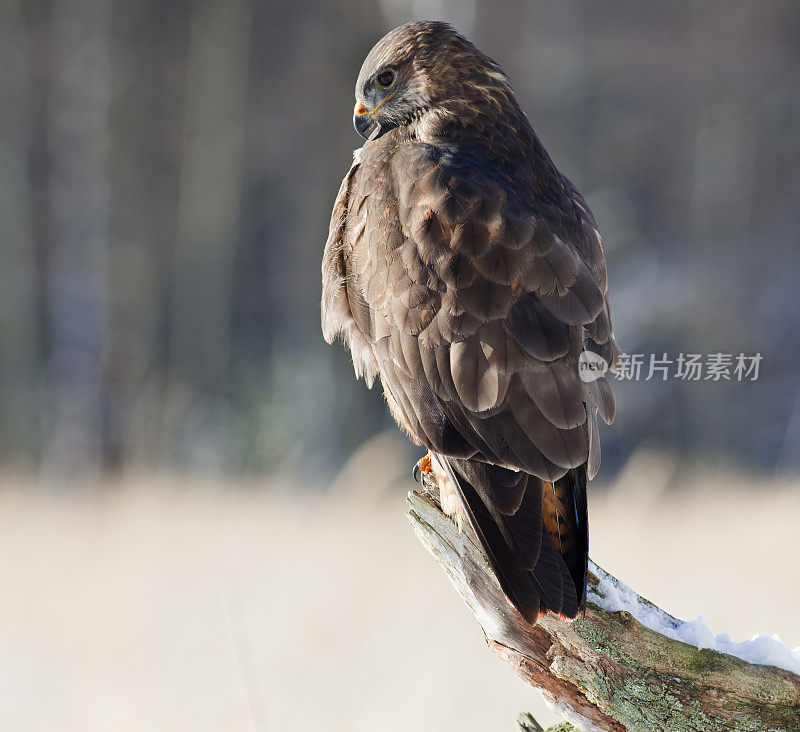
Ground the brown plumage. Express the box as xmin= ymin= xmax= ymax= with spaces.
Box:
xmin=322 ymin=21 xmax=619 ymax=623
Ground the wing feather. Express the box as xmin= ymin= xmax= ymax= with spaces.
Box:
xmin=323 ymin=129 xmax=618 ymax=622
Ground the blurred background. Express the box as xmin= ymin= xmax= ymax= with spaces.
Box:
xmin=0 ymin=0 xmax=799 ymax=730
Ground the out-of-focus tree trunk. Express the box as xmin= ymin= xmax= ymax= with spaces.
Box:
xmin=43 ymin=0 xmax=113 ymax=478
xmin=0 ymin=0 xmax=47 ymax=466
xmin=104 ymin=1 xmax=191 ymax=470
xmin=168 ymin=0 xmax=251 ymax=393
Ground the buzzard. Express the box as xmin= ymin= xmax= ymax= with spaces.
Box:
xmin=322 ymin=21 xmax=619 ymax=623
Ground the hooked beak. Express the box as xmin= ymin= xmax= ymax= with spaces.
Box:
xmin=353 ymin=93 xmax=395 ymax=140
xmin=353 ymin=101 xmax=378 ymax=139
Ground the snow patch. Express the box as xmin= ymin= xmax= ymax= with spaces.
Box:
xmin=588 ymin=560 xmax=800 ymax=676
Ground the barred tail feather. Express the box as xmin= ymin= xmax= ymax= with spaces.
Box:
xmin=432 ymin=454 xmax=588 ymax=623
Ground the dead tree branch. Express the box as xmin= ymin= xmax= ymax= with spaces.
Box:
xmin=407 ymin=488 xmax=800 ymax=731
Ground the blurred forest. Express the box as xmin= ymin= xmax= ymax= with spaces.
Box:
xmin=1 ymin=0 xmax=799 ymax=482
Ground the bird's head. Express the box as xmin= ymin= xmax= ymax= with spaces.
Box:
xmin=353 ymin=21 xmax=514 ymax=141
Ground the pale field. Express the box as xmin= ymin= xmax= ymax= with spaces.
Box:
xmin=0 ymin=446 xmax=798 ymax=731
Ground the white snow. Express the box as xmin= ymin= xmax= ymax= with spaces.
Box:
xmin=587 ymin=560 xmax=800 ymax=676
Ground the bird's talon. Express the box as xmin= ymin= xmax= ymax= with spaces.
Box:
xmin=412 ymin=454 xmax=432 ymax=485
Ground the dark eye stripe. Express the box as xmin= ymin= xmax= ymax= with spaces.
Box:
xmin=376 ymin=70 xmax=395 ymax=87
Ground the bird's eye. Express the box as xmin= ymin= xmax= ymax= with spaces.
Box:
xmin=376 ymin=69 xmax=395 ymax=88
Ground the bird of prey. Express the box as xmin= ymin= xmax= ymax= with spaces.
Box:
xmin=322 ymin=21 xmax=619 ymax=623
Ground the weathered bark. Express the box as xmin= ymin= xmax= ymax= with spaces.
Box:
xmin=407 ymin=488 xmax=800 ymax=731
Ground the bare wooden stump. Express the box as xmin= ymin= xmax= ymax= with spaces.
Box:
xmin=407 ymin=488 xmax=800 ymax=731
